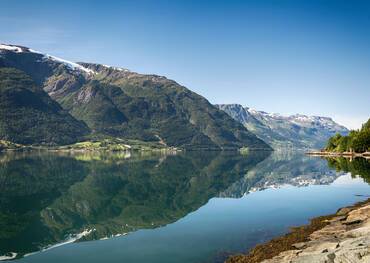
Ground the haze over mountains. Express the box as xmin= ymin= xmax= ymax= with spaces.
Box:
xmin=0 ymin=44 xmax=269 ymax=150
xmin=216 ymin=104 xmax=348 ymax=149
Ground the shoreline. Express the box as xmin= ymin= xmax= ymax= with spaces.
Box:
xmin=306 ymin=151 xmax=370 ymax=159
xmin=0 ymin=139 xmax=180 ymax=153
xmin=0 ymin=139 xmax=272 ymax=154
xmin=226 ymin=198 xmax=370 ymax=263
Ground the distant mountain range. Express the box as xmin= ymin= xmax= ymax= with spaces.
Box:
xmin=216 ymin=104 xmax=349 ymax=149
xmin=0 ymin=44 xmax=270 ymax=150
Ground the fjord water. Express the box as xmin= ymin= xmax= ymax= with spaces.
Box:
xmin=1 ymin=151 xmax=369 ymax=263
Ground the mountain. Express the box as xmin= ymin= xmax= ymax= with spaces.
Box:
xmin=0 ymin=67 xmax=89 ymax=145
xmin=0 ymin=44 xmax=270 ymax=150
xmin=216 ymin=104 xmax=349 ymax=149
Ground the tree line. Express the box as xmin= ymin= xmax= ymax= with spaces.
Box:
xmin=325 ymin=118 xmax=370 ymax=153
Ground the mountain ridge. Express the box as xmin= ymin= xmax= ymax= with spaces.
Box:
xmin=216 ymin=103 xmax=349 ymax=149
xmin=0 ymin=44 xmax=271 ymax=150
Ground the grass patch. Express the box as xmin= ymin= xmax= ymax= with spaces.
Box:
xmin=0 ymin=140 xmax=24 ymax=151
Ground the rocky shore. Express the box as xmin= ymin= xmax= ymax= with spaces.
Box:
xmin=227 ymin=199 xmax=370 ymax=263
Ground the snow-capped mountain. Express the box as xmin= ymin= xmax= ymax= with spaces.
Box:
xmin=0 ymin=43 xmax=270 ymax=150
xmin=216 ymin=104 xmax=349 ymax=149
xmin=0 ymin=43 xmax=96 ymax=74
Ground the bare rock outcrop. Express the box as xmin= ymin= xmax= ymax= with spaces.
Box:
xmin=261 ymin=202 xmax=370 ymax=263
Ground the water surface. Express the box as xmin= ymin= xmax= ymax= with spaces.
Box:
xmin=0 ymin=151 xmax=369 ymax=262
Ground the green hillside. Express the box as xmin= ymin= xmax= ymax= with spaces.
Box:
xmin=0 ymin=68 xmax=89 ymax=145
xmin=0 ymin=47 xmax=271 ymax=150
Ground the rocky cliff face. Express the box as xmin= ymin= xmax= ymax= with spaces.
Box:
xmin=216 ymin=104 xmax=349 ymax=149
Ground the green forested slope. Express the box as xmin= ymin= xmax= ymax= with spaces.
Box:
xmin=0 ymin=46 xmax=271 ymax=150
xmin=325 ymin=119 xmax=370 ymax=152
xmin=0 ymin=67 xmax=89 ymax=145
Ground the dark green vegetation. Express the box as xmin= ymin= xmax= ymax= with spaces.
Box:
xmin=216 ymin=104 xmax=349 ymax=149
xmin=0 ymin=68 xmax=89 ymax=145
xmin=325 ymin=118 xmax=370 ymax=153
xmin=326 ymin=157 xmax=370 ymax=184
xmin=0 ymin=150 xmax=269 ymax=259
xmin=0 ymin=47 xmax=271 ymax=150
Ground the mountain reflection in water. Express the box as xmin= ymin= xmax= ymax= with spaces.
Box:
xmin=0 ymin=150 xmax=268 ymax=259
xmin=0 ymin=151 xmax=369 ymax=261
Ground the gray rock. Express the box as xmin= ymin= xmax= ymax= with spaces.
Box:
xmin=261 ymin=204 xmax=370 ymax=263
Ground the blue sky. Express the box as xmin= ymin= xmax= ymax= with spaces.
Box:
xmin=1 ymin=0 xmax=369 ymax=129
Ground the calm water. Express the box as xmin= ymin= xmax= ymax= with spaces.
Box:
xmin=0 ymin=150 xmax=369 ymax=262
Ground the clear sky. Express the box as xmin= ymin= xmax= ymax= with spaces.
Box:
xmin=1 ymin=0 xmax=369 ymax=129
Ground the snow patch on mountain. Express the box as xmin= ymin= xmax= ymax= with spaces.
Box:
xmin=246 ymin=108 xmax=348 ymax=131
xmin=0 ymin=44 xmax=24 ymax=53
xmin=216 ymin=104 xmax=349 ymax=149
xmin=102 ymin=64 xmax=129 ymax=72
xmin=45 ymin=54 xmax=96 ymax=74
xmin=0 ymin=43 xmax=96 ymax=75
